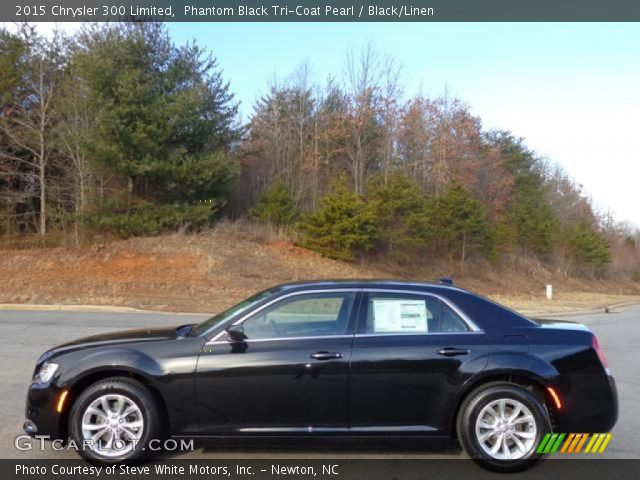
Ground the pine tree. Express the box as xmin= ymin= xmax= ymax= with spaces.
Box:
xmin=367 ymin=173 xmax=433 ymax=258
xmin=249 ymin=179 xmax=298 ymax=225
xmin=567 ymin=221 xmax=611 ymax=271
xmin=296 ymin=178 xmax=379 ymax=260
xmin=75 ymin=23 xmax=240 ymax=234
xmin=488 ymin=131 xmax=556 ymax=256
xmin=434 ymin=183 xmax=489 ymax=264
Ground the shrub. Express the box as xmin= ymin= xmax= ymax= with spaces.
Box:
xmin=81 ymin=200 xmax=214 ymax=237
xmin=296 ymin=179 xmax=379 ymax=261
xmin=249 ymin=179 xmax=298 ymax=225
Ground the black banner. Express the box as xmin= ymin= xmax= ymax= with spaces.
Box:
xmin=5 ymin=459 xmax=640 ymax=480
xmin=5 ymin=0 xmax=640 ymax=22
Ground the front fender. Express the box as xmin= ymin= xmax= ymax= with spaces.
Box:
xmin=51 ymin=340 xmax=201 ymax=435
xmin=57 ymin=347 xmax=164 ymax=388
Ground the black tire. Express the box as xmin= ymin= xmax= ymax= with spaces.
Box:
xmin=456 ymin=382 xmax=551 ymax=473
xmin=68 ymin=376 xmax=163 ymax=463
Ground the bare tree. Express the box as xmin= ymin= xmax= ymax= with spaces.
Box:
xmin=0 ymin=25 xmax=65 ymax=236
xmin=54 ymin=69 xmax=94 ymax=244
xmin=343 ymin=43 xmax=383 ymax=194
xmin=379 ymin=54 xmax=403 ymax=183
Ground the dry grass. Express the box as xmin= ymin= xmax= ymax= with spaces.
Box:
xmin=1 ymin=221 xmax=639 ymax=315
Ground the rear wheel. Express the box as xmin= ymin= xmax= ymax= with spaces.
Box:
xmin=68 ymin=377 xmax=162 ymax=463
xmin=457 ymin=383 xmax=551 ymax=472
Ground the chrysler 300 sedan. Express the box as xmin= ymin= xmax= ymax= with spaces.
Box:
xmin=24 ymin=279 xmax=617 ymax=471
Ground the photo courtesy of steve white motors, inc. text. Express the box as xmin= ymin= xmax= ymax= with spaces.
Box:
xmin=15 ymin=4 xmax=436 ymax=20
xmin=15 ymin=463 xmax=340 ymax=477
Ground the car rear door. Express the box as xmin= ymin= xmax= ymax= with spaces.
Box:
xmin=349 ymin=290 xmax=489 ymax=435
xmin=195 ymin=290 xmax=359 ymax=434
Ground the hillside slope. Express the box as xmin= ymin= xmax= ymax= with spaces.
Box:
xmin=1 ymin=222 xmax=639 ymax=315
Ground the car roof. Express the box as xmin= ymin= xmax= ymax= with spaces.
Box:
xmin=271 ymin=279 xmax=467 ymax=294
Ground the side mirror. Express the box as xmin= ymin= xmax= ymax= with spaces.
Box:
xmin=226 ymin=324 xmax=247 ymax=342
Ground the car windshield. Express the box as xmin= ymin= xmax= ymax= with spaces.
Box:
xmin=190 ymin=288 xmax=278 ymax=337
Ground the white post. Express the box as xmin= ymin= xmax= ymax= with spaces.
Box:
xmin=546 ymin=284 xmax=553 ymax=301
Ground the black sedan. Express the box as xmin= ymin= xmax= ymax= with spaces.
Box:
xmin=24 ymin=279 xmax=617 ymax=471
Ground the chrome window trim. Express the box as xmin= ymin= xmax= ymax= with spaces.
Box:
xmin=205 ymin=288 xmax=362 ymax=344
xmin=207 ymin=334 xmax=355 ymax=346
xmin=204 ymin=286 xmax=483 ymax=346
xmin=361 ymin=288 xmax=483 ymax=333
xmin=354 ymin=331 xmax=483 ymax=338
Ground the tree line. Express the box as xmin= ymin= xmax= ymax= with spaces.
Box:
xmin=1 ymin=23 xmax=638 ymax=278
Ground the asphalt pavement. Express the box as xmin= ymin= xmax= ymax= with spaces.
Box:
xmin=0 ymin=306 xmax=638 ymax=460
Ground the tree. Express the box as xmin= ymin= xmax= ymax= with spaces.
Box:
xmin=367 ymin=173 xmax=432 ymax=258
xmin=488 ymin=131 xmax=556 ymax=256
xmin=297 ymin=178 xmax=379 ymax=260
xmin=433 ymin=183 xmax=489 ymax=264
xmin=0 ymin=26 xmax=65 ymax=236
xmin=75 ymin=23 xmax=241 ymax=233
xmin=343 ymin=44 xmax=384 ymax=195
xmin=249 ymin=179 xmax=298 ymax=225
xmin=566 ymin=221 xmax=611 ymax=272
xmin=244 ymin=69 xmax=315 ymax=211
xmin=53 ymin=60 xmax=95 ymax=244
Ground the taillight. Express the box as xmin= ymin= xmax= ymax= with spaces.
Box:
xmin=593 ymin=335 xmax=610 ymax=373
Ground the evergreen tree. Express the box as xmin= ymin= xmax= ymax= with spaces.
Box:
xmin=75 ymin=23 xmax=240 ymax=233
xmin=434 ymin=183 xmax=489 ymax=264
xmin=297 ymin=178 xmax=379 ymax=260
xmin=249 ymin=179 xmax=298 ymax=225
xmin=567 ymin=221 xmax=611 ymax=271
xmin=488 ymin=131 xmax=556 ymax=256
xmin=367 ymin=173 xmax=433 ymax=258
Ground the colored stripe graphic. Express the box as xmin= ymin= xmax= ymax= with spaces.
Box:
xmin=598 ymin=434 xmax=612 ymax=453
xmin=568 ymin=434 xmax=585 ymax=453
xmin=549 ymin=433 xmax=566 ymax=453
xmin=537 ymin=433 xmax=612 ymax=454
xmin=560 ymin=433 xmax=575 ymax=453
xmin=537 ymin=433 xmax=552 ymax=454
xmin=544 ymin=433 xmax=559 ymax=453
xmin=584 ymin=434 xmax=599 ymax=453
xmin=575 ymin=433 xmax=589 ymax=453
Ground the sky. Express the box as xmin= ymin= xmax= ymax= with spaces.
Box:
xmin=7 ymin=22 xmax=640 ymax=227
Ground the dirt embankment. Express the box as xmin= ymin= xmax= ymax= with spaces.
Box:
xmin=1 ymin=222 xmax=639 ymax=315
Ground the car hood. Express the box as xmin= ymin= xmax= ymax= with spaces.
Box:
xmin=45 ymin=325 xmax=189 ymax=358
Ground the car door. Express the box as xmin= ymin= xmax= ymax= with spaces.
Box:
xmin=349 ymin=290 xmax=489 ymax=435
xmin=195 ymin=290 xmax=359 ymax=434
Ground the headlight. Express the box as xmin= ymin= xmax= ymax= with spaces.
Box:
xmin=34 ymin=362 xmax=58 ymax=384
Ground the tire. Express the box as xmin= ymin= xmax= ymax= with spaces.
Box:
xmin=456 ymin=382 xmax=551 ymax=472
xmin=68 ymin=376 xmax=163 ymax=463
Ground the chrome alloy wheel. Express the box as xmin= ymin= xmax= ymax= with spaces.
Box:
xmin=475 ymin=398 xmax=537 ymax=460
xmin=81 ymin=394 xmax=144 ymax=458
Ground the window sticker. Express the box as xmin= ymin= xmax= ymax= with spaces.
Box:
xmin=372 ymin=299 xmax=428 ymax=332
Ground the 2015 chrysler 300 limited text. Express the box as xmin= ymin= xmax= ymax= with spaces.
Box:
xmin=24 ymin=280 xmax=617 ymax=471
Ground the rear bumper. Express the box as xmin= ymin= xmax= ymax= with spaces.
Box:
xmin=554 ymin=374 xmax=618 ymax=433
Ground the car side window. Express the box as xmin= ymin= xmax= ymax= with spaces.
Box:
xmin=364 ymin=293 xmax=470 ymax=334
xmin=242 ymin=292 xmax=356 ymax=340
xmin=439 ymin=301 xmax=470 ymax=332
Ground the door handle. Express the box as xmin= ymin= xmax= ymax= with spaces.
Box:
xmin=437 ymin=347 xmax=469 ymax=356
xmin=310 ymin=351 xmax=342 ymax=360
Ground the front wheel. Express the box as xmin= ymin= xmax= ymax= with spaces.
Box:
xmin=457 ymin=383 xmax=552 ymax=472
xmin=68 ymin=377 xmax=163 ymax=463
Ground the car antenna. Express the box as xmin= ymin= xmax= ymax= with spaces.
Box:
xmin=439 ymin=277 xmax=454 ymax=286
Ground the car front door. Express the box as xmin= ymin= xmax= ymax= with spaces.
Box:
xmin=349 ymin=290 xmax=489 ymax=435
xmin=195 ymin=290 xmax=359 ymax=434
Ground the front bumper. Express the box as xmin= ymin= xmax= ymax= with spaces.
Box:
xmin=24 ymin=382 xmax=66 ymax=439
